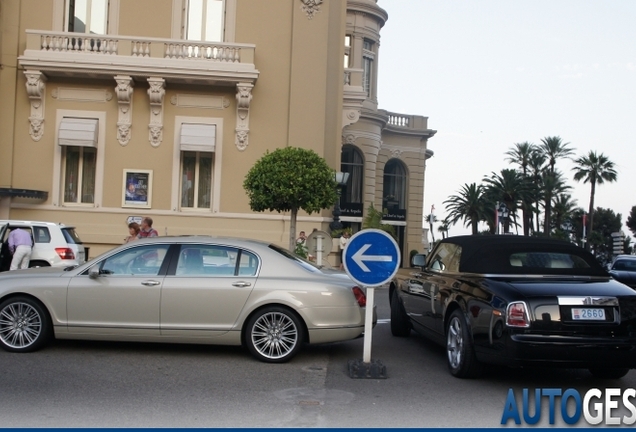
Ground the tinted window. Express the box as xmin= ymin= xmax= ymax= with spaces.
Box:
xmin=176 ymin=245 xmax=238 ymax=276
xmin=269 ymin=244 xmax=321 ymax=273
xmin=427 ymin=243 xmax=462 ymax=273
xmin=612 ymin=259 xmax=636 ymax=271
xmin=509 ymin=252 xmax=590 ymax=270
xmin=33 ymin=227 xmax=51 ymax=243
xmin=99 ymin=244 xmax=170 ymax=276
xmin=62 ymin=228 xmax=83 ymax=244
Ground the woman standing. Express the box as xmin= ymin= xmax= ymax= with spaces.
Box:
xmin=339 ymin=231 xmax=351 ymax=270
xmin=125 ymin=222 xmax=140 ymax=243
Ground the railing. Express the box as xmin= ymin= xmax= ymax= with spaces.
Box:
xmin=27 ymin=30 xmax=255 ymax=64
xmin=385 ymin=111 xmax=430 ymax=131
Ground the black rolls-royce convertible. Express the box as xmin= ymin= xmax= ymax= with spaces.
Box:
xmin=389 ymin=235 xmax=636 ymax=379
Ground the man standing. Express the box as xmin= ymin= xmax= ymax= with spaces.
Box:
xmin=138 ymin=217 xmax=159 ymax=238
xmin=8 ymin=228 xmax=33 ymax=270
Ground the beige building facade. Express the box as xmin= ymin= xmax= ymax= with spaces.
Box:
xmin=0 ymin=0 xmax=435 ymax=264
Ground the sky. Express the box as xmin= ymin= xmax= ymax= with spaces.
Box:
xmin=377 ymin=0 xmax=636 ymax=240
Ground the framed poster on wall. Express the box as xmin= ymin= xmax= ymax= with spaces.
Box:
xmin=122 ymin=169 xmax=152 ymax=208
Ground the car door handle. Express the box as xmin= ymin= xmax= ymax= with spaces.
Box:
xmin=141 ymin=280 xmax=161 ymax=286
xmin=232 ymin=281 xmax=252 ymax=288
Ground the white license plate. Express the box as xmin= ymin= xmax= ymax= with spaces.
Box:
xmin=572 ymin=308 xmax=605 ymax=320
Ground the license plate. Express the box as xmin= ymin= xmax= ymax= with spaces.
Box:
xmin=571 ymin=308 xmax=605 ymax=320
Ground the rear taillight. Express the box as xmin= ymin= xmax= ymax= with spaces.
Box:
xmin=352 ymin=286 xmax=366 ymax=307
xmin=55 ymin=247 xmax=75 ymax=260
xmin=506 ymin=301 xmax=530 ymax=328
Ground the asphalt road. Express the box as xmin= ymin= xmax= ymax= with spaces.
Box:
xmin=1 ymin=286 xmax=634 ymax=428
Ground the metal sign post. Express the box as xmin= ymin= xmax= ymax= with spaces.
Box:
xmin=343 ymin=229 xmax=400 ymax=378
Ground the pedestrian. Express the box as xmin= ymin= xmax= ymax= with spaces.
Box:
xmin=296 ymin=231 xmax=307 ymax=245
xmin=138 ymin=217 xmax=159 ymax=239
xmin=339 ymin=230 xmax=351 ymax=270
xmin=8 ymin=227 xmax=33 ymax=270
xmin=125 ymin=222 xmax=140 ymax=243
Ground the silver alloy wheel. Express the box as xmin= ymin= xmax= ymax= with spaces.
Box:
xmin=250 ymin=311 xmax=298 ymax=360
xmin=0 ymin=302 xmax=43 ymax=349
xmin=447 ymin=316 xmax=463 ymax=369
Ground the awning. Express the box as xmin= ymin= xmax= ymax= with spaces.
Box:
xmin=0 ymin=188 xmax=48 ymax=200
xmin=180 ymin=123 xmax=216 ymax=152
xmin=58 ymin=118 xmax=99 ymax=147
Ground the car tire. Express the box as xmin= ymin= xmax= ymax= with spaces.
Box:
xmin=0 ymin=296 xmax=52 ymax=353
xmin=589 ymin=368 xmax=630 ymax=379
xmin=446 ymin=309 xmax=482 ymax=378
xmin=245 ymin=306 xmax=304 ymax=363
xmin=390 ymin=290 xmax=411 ymax=337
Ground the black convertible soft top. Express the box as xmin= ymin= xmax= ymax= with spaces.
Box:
xmin=432 ymin=235 xmax=608 ymax=276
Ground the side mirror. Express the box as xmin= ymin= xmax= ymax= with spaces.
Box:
xmin=411 ymin=254 xmax=426 ymax=269
xmin=88 ymin=266 xmax=100 ymax=278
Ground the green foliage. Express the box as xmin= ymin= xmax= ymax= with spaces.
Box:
xmin=409 ymin=250 xmax=419 ymax=260
xmin=362 ymin=204 xmax=396 ymax=239
xmin=331 ymin=227 xmax=352 ymax=238
xmin=294 ymin=241 xmax=308 ymax=259
xmin=627 ymin=206 xmax=636 ymax=237
xmin=243 ymin=147 xmax=338 ymax=214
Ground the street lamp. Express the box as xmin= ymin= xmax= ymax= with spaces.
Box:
xmin=497 ymin=202 xmax=510 ymax=234
xmin=561 ymin=220 xmax=573 ymax=241
xmin=329 ymin=171 xmax=350 ymax=231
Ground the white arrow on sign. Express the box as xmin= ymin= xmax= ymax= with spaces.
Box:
xmin=351 ymin=244 xmax=393 ymax=272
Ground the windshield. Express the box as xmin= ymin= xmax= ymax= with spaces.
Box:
xmin=268 ymin=244 xmax=321 ymax=273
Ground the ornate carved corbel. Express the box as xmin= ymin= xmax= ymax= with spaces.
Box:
xmin=300 ymin=0 xmax=323 ymax=19
xmin=235 ymin=83 xmax=253 ymax=151
xmin=24 ymin=70 xmax=47 ymax=141
xmin=147 ymin=77 xmax=165 ymax=147
xmin=115 ymin=76 xmax=134 ymax=146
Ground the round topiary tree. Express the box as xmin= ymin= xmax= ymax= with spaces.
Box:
xmin=243 ymin=147 xmax=339 ymax=251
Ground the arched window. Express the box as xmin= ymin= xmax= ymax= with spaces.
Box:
xmin=383 ymin=159 xmax=407 ymax=210
xmin=341 ymin=145 xmax=363 ymax=206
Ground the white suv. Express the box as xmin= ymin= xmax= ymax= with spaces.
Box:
xmin=0 ymin=220 xmax=87 ymax=271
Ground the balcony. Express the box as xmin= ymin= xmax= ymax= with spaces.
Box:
xmin=18 ymin=30 xmax=259 ymax=86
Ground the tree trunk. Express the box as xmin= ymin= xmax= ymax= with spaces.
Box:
xmin=289 ymin=207 xmax=298 ymax=252
xmin=586 ymin=182 xmax=596 ymax=251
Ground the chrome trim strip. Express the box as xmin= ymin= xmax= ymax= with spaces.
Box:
xmin=557 ymin=296 xmax=618 ymax=306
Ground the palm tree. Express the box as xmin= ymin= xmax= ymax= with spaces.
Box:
xmin=438 ymin=218 xmax=451 ymax=239
xmin=505 ymin=142 xmax=535 ymax=235
xmin=443 ymin=183 xmax=486 ymax=235
xmin=482 ymin=169 xmax=530 ymax=234
xmin=539 ymin=136 xmax=575 ymax=235
xmin=540 ymin=136 xmax=575 ymax=174
xmin=540 ymin=170 xmax=571 ymax=235
xmin=572 ymin=151 xmax=618 ymax=248
xmin=528 ymin=149 xmax=547 ymax=233
xmin=551 ymin=193 xmax=578 ymax=232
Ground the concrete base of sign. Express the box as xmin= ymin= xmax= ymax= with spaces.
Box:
xmin=347 ymin=358 xmax=387 ymax=379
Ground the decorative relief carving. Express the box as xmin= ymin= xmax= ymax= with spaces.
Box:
xmin=343 ymin=109 xmax=360 ymax=128
xmin=51 ymin=87 xmax=112 ymax=102
xmin=235 ymin=83 xmax=253 ymax=151
xmin=147 ymin=77 xmax=165 ymax=147
xmin=343 ymin=134 xmax=357 ymax=145
xmin=391 ymin=149 xmax=403 ymax=159
xmin=300 ymin=0 xmax=323 ymax=19
xmin=115 ymin=76 xmax=134 ymax=146
xmin=170 ymin=94 xmax=228 ymax=109
xmin=24 ymin=70 xmax=46 ymax=141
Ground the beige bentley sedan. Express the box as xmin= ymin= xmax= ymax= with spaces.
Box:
xmin=0 ymin=236 xmax=372 ymax=362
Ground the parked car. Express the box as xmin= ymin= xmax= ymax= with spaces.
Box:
xmin=389 ymin=235 xmax=636 ymax=379
xmin=0 ymin=220 xmax=86 ymax=271
xmin=608 ymin=254 xmax=636 ymax=290
xmin=0 ymin=236 xmax=373 ymax=362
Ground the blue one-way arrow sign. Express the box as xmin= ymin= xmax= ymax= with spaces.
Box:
xmin=343 ymin=229 xmax=401 ymax=287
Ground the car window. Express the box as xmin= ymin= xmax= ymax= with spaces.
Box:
xmin=176 ymin=245 xmax=239 ymax=276
xmin=268 ymin=244 xmax=321 ymax=273
xmin=33 ymin=227 xmax=51 ymax=243
xmin=509 ymin=252 xmax=590 ymax=269
xmin=99 ymin=244 xmax=170 ymax=276
xmin=62 ymin=228 xmax=83 ymax=244
xmin=237 ymin=250 xmax=258 ymax=276
xmin=427 ymin=243 xmax=461 ymax=273
xmin=612 ymin=259 xmax=636 ymax=271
